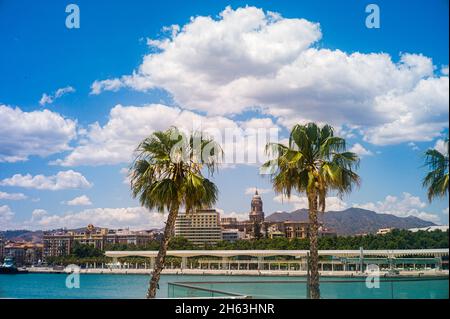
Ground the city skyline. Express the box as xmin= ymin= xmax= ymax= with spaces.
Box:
xmin=0 ymin=1 xmax=449 ymax=231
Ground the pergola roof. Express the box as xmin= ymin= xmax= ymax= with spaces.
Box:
xmin=105 ymin=248 xmax=449 ymax=259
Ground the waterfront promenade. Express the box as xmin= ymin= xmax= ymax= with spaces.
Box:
xmin=27 ymin=248 xmax=449 ymax=277
xmin=27 ymin=266 xmax=449 ymax=277
xmin=103 ymin=248 xmax=448 ymax=272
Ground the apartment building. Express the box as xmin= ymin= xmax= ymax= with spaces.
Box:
xmin=43 ymin=224 xmax=154 ymax=258
xmin=3 ymin=242 xmax=43 ymax=266
xmin=175 ymin=209 xmax=223 ymax=246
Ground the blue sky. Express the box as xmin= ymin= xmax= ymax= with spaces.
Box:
xmin=0 ymin=0 xmax=448 ymax=230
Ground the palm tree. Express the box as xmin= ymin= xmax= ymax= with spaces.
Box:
xmin=130 ymin=127 xmax=222 ymax=298
xmin=423 ymin=138 xmax=449 ymax=202
xmin=262 ymin=123 xmax=360 ymax=299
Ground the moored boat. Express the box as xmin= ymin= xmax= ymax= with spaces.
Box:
xmin=0 ymin=256 xmax=28 ymax=274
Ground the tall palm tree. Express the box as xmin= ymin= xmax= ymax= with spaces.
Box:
xmin=262 ymin=123 xmax=360 ymax=299
xmin=130 ymin=127 xmax=222 ymax=298
xmin=423 ymin=138 xmax=449 ymax=202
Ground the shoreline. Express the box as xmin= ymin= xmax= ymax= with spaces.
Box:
xmin=26 ymin=267 xmax=450 ymax=277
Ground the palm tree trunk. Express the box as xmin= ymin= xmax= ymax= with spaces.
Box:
xmin=308 ymin=192 xmax=321 ymax=299
xmin=147 ymin=205 xmax=179 ymax=298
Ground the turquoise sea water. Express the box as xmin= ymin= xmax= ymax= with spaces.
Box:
xmin=0 ymin=273 xmax=448 ymax=299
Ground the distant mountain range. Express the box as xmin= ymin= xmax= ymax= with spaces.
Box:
xmin=266 ymin=208 xmax=436 ymax=235
xmin=0 ymin=230 xmax=44 ymax=243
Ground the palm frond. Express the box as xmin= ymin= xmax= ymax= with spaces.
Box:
xmin=130 ymin=128 xmax=221 ymax=213
xmin=422 ymin=138 xmax=449 ymax=202
xmin=262 ymin=122 xmax=360 ymax=211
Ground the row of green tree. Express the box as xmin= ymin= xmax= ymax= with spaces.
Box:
xmin=45 ymin=241 xmax=106 ymax=265
xmin=105 ymin=236 xmax=197 ymax=252
xmin=215 ymin=229 xmax=449 ymax=250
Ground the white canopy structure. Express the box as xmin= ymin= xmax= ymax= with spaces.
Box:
xmin=105 ymin=248 xmax=449 ymax=259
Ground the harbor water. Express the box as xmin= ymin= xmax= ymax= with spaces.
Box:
xmin=0 ymin=273 xmax=448 ymax=299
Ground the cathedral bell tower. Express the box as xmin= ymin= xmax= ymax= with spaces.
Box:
xmin=249 ymin=189 xmax=265 ymax=223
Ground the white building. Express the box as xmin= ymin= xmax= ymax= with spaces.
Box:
xmin=174 ymin=209 xmax=223 ymax=246
xmin=221 ymin=229 xmax=246 ymax=242
xmin=376 ymin=228 xmax=394 ymax=235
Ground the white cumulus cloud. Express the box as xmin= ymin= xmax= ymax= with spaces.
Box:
xmin=349 ymin=143 xmax=373 ymax=157
xmin=0 ymin=205 xmax=15 ymax=229
xmin=24 ymin=206 xmax=166 ymax=230
xmin=30 ymin=209 xmax=49 ymax=222
xmin=434 ymin=138 xmax=448 ymax=155
xmin=0 ymin=170 xmax=92 ymax=191
xmin=90 ymin=79 xmax=122 ymax=95
xmin=0 ymin=104 xmax=77 ymax=162
xmin=0 ymin=191 xmax=27 ymax=200
xmin=39 ymin=86 xmax=76 ymax=106
xmin=90 ymin=6 xmax=448 ymax=146
xmin=408 ymin=142 xmax=420 ymax=151
xmin=64 ymin=195 xmax=93 ymax=206
xmin=217 ymin=209 xmax=249 ymax=222
xmin=54 ymin=103 xmax=280 ymax=167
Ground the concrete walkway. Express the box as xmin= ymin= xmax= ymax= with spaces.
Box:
xmin=27 ymin=267 xmax=449 ymax=277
